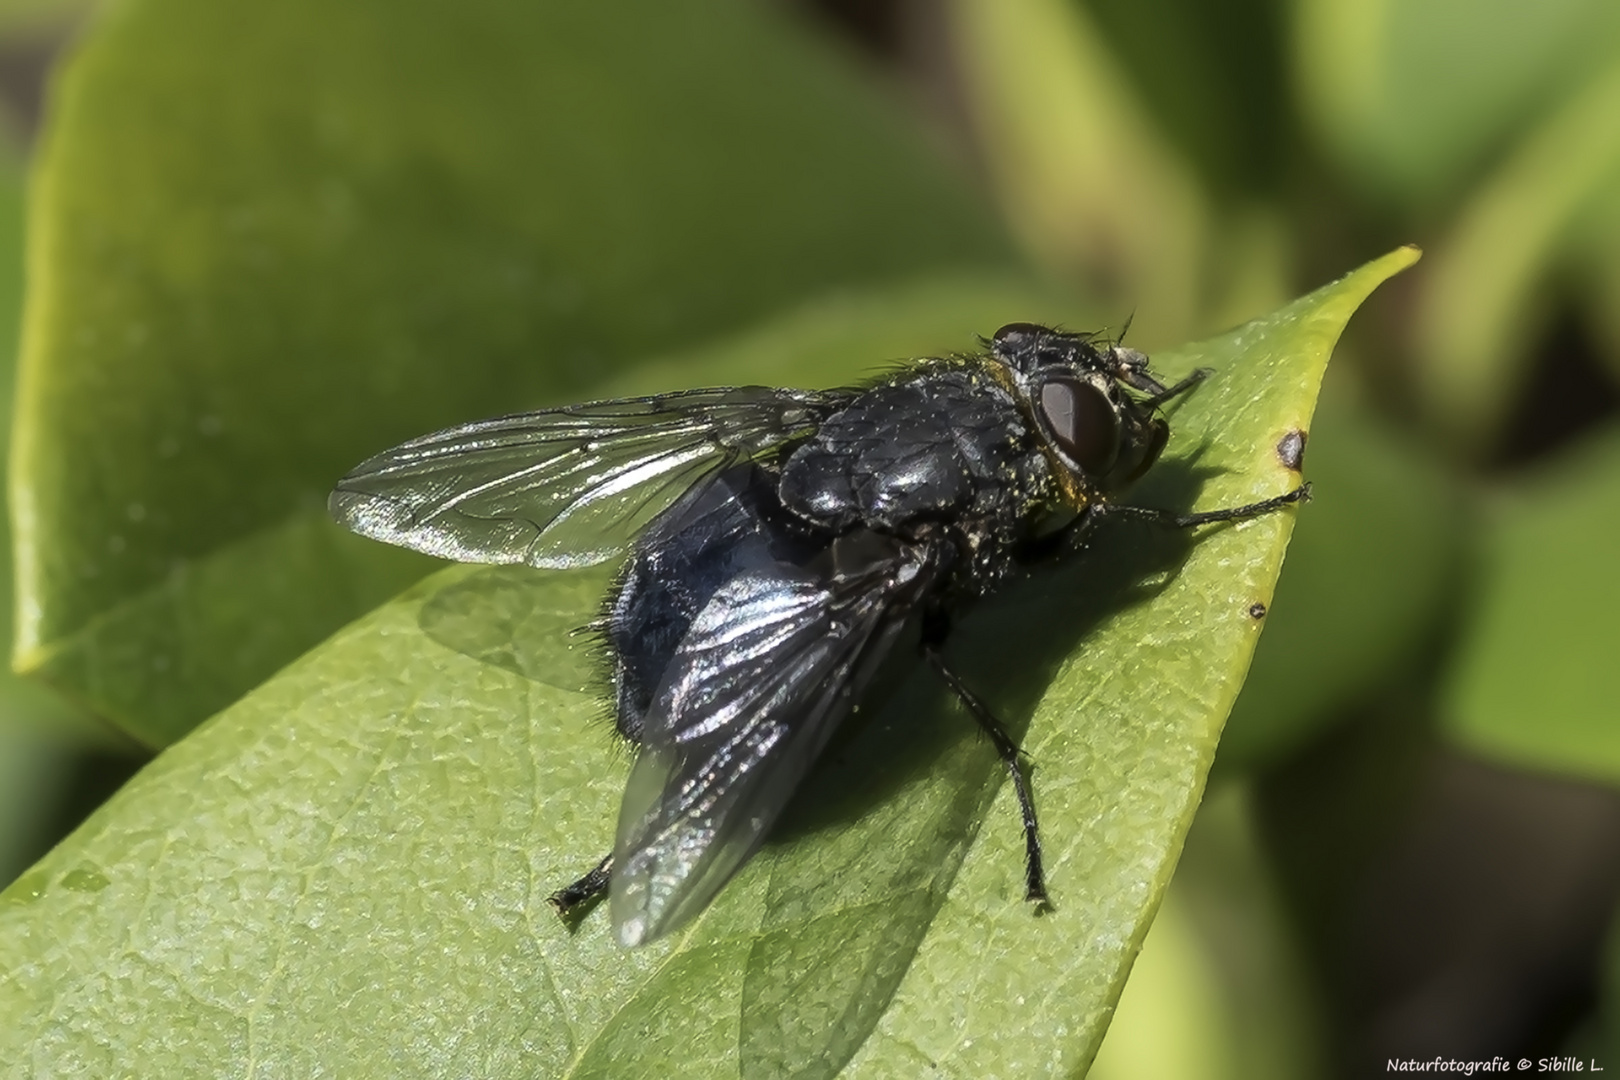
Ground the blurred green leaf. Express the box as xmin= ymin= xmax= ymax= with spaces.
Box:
xmin=1568 ymin=163 xmax=1620 ymax=385
xmin=12 ymin=0 xmax=1014 ymax=747
xmin=592 ymin=273 xmax=1094 ymax=401
xmin=1218 ymin=384 xmax=1464 ymax=770
xmin=1412 ymin=61 xmax=1620 ymax=451
xmin=0 ymin=253 xmax=1405 ymax=1074
xmin=0 ymin=729 xmax=75 ymax=885
xmin=1443 ymin=424 xmax=1620 ymax=784
xmin=0 ymin=140 xmax=115 ymax=890
xmin=0 ymin=0 xmax=92 ymax=37
xmin=947 ymin=0 xmax=1208 ymax=344
xmin=1295 ymin=0 xmax=1620 ymax=207
xmin=1082 ymin=0 xmax=1290 ymax=198
xmin=0 ymin=136 xmax=95 ymax=742
xmin=1252 ymin=686 xmax=1435 ymax=1005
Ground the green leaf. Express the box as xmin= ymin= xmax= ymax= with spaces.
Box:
xmin=1217 ymin=387 xmax=1464 ymax=771
xmin=12 ymin=0 xmax=1012 ymax=747
xmin=1442 ymin=424 xmax=1620 ymax=784
xmin=0 ymin=250 xmax=1414 ymax=1075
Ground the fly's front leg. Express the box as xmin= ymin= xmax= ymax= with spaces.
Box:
xmin=920 ymin=613 xmax=1048 ymax=906
xmin=1100 ymin=482 xmax=1310 ymax=529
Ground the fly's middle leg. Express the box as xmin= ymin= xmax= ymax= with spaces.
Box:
xmin=921 ymin=638 xmax=1049 ymax=907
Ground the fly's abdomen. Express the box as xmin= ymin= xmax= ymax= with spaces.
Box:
xmin=607 ymin=463 xmax=812 ymax=740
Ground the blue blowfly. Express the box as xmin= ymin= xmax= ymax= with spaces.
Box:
xmin=329 ymin=324 xmax=1307 ymax=946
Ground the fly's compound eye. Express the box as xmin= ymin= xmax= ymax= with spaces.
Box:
xmin=1039 ymin=377 xmax=1120 ymax=476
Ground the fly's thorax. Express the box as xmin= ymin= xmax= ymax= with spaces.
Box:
xmin=774 ymin=363 xmax=1039 ymax=535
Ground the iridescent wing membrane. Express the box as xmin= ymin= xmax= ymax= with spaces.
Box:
xmin=611 ymin=534 xmax=938 ymax=945
xmin=329 ymin=386 xmax=855 ymax=569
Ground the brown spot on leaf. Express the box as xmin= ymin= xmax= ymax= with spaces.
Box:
xmin=1277 ymin=429 xmax=1307 ymax=471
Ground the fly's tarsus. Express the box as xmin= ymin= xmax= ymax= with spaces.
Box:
xmin=924 ymin=646 xmax=1049 ymax=907
xmin=549 ymin=852 xmax=613 ymax=919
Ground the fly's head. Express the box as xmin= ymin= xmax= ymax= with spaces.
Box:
xmin=988 ymin=322 xmax=1183 ymax=503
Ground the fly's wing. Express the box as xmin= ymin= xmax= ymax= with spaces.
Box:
xmin=328 ymin=387 xmax=852 ymax=568
xmin=610 ymin=532 xmax=938 ymax=946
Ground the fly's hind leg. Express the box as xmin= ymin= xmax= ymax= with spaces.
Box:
xmin=922 ymin=641 xmax=1049 ymax=907
xmin=548 ymin=852 xmax=613 ymax=920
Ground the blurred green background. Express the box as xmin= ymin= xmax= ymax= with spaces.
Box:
xmin=2 ymin=0 xmax=1618 ymax=1075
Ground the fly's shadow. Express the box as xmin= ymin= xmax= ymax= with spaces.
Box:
xmin=418 ymin=561 xmax=621 ymax=698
